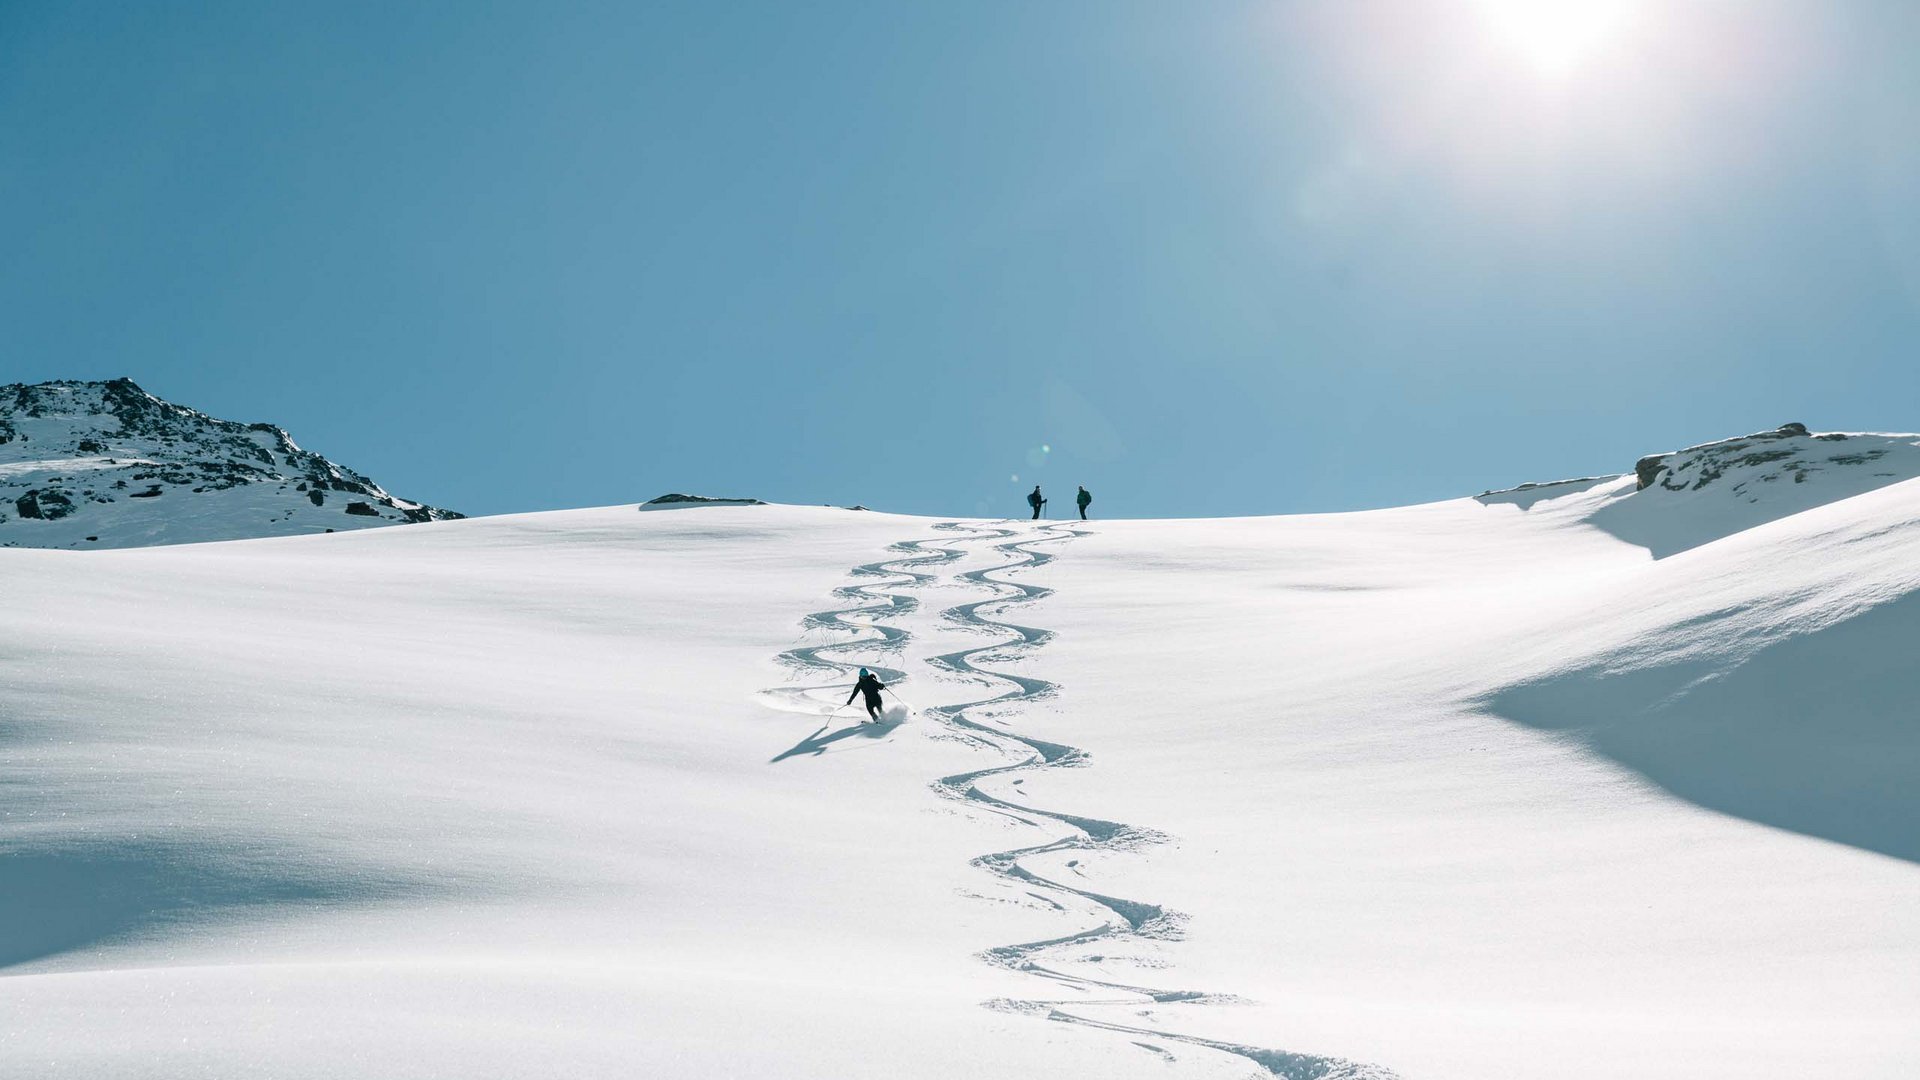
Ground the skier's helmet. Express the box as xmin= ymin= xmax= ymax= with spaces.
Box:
xmin=859 ymin=668 xmax=870 ymax=678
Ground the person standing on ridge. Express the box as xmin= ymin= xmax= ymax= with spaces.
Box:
xmin=1028 ymin=486 xmax=1046 ymax=520
xmin=1075 ymin=486 xmax=1092 ymax=520
xmin=846 ymin=667 xmax=888 ymax=723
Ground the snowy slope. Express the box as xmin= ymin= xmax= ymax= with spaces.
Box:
xmin=1041 ymin=489 xmax=1920 ymax=1076
xmin=0 ymin=379 xmax=460 ymax=549
xmin=4 ymin=429 xmax=1920 ymax=1079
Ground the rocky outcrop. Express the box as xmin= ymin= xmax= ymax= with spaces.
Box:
xmin=1480 ymin=423 xmax=1920 ymax=559
xmin=1633 ymin=423 xmax=1830 ymax=492
xmin=1574 ymin=423 xmax=1920 ymax=559
xmin=0 ymin=378 xmax=464 ymax=549
xmin=639 ymin=493 xmax=766 ymax=510
xmin=15 ymin=489 xmax=76 ymax=520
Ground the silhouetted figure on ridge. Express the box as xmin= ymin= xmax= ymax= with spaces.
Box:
xmin=1027 ymin=486 xmax=1046 ymax=520
xmin=1076 ymin=486 xmax=1092 ymax=520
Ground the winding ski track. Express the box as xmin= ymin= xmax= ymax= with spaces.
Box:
xmin=771 ymin=522 xmax=1397 ymax=1080
xmin=767 ymin=531 xmax=970 ymax=714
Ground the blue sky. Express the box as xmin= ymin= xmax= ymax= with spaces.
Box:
xmin=5 ymin=1 xmax=1919 ymax=519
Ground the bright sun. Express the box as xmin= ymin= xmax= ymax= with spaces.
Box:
xmin=1476 ymin=0 xmax=1644 ymax=74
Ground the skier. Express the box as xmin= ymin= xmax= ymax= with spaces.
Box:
xmin=846 ymin=667 xmax=888 ymax=723
xmin=1027 ymin=486 xmax=1046 ymax=520
xmin=1075 ymin=485 xmax=1092 ymax=520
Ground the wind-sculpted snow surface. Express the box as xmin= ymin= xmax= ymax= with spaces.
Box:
xmin=770 ymin=521 xmax=1399 ymax=1078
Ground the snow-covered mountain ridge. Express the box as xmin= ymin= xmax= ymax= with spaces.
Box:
xmin=1631 ymin=421 xmax=1919 ymax=493
xmin=1480 ymin=422 xmax=1920 ymax=557
xmin=0 ymin=378 xmax=460 ymax=549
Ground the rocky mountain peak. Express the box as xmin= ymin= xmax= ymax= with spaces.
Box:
xmin=0 ymin=378 xmax=461 ymax=549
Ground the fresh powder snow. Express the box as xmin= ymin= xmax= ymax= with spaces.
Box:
xmin=2 ymin=424 xmax=1918 ymax=1078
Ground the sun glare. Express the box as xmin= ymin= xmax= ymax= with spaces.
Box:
xmin=1476 ymin=0 xmax=1644 ymax=74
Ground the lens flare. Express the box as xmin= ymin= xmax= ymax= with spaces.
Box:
xmin=1476 ymin=0 xmax=1643 ymax=74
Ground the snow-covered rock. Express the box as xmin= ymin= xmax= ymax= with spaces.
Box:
xmin=638 ymin=492 xmax=767 ymax=510
xmin=1481 ymin=422 xmax=1920 ymax=557
xmin=0 ymin=378 xmax=460 ymax=549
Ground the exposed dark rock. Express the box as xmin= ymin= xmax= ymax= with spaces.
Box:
xmin=1731 ymin=449 xmax=1796 ymax=469
xmin=643 ymin=493 xmax=767 ymax=507
xmin=308 ymin=489 xmax=325 ymax=507
xmin=15 ymin=489 xmax=76 ymax=520
xmin=1634 ymin=456 xmax=1668 ymax=491
xmin=1829 ymin=450 xmax=1888 ymax=466
xmin=344 ymin=501 xmax=379 ymax=516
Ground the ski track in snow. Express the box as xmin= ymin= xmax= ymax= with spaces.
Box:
xmin=769 ymin=521 xmax=1398 ymax=1080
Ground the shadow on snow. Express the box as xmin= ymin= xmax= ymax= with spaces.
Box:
xmin=0 ymin=841 xmax=430 ymax=971
xmin=1485 ymin=589 xmax=1920 ymax=865
xmin=770 ymin=717 xmax=900 ymax=762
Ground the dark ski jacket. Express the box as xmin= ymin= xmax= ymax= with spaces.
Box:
xmin=1028 ymin=488 xmax=1044 ymax=508
xmin=848 ymin=673 xmax=886 ymax=706
xmin=1076 ymin=487 xmax=1091 ymax=508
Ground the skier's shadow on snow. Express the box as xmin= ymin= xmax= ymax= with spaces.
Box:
xmin=771 ymin=718 xmax=899 ymax=763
